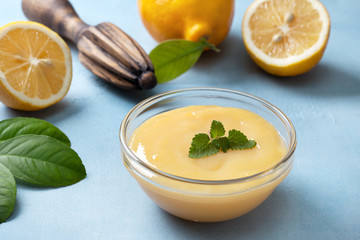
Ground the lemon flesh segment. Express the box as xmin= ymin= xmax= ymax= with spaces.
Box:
xmin=0 ymin=22 xmax=72 ymax=111
xmin=242 ymin=0 xmax=330 ymax=76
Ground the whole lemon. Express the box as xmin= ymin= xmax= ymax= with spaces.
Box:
xmin=138 ymin=0 xmax=235 ymax=46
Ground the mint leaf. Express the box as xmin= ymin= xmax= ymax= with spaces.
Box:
xmin=149 ymin=38 xmax=218 ymax=83
xmin=189 ymin=133 xmax=219 ymax=159
xmin=0 ymin=162 xmax=16 ymax=223
xmin=189 ymin=120 xmax=257 ymax=158
xmin=0 ymin=135 xmax=86 ymax=187
xmin=0 ymin=117 xmax=70 ymax=146
xmin=228 ymin=129 xmax=257 ymax=150
xmin=210 ymin=120 xmax=225 ymax=138
xmin=211 ymin=137 xmax=230 ymax=153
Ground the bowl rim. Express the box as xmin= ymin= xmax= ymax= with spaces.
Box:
xmin=120 ymin=87 xmax=297 ymax=185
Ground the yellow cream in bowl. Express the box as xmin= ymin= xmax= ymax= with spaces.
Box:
xmin=125 ymin=105 xmax=292 ymax=222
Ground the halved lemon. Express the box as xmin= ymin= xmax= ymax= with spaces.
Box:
xmin=242 ymin=0 xmax=330 ymax=76
xmin=0 ymin=21 xmax=72 ymax=111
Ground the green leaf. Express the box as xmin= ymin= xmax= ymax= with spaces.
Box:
xmin=0 ymin=162 xmax=16 ymax=223
xmin=149 ymin=38 xmax=218 ymax=83
xmin=189 ymin=133 xmax=219 ymax=159
xmin=211 ymin=137 xmax=230 ymax=153
xmin=0 ymin=117 xmax=70 ymax=146
xmin=228 ymin=129 xmax=257 ymax=150
xmin=0 ymin=135 xmax=86 ymax=187
xmin=189 ymin=120 xmax=257 ymax=159
xmin=210 ymin=120 xmax=225 ymax=138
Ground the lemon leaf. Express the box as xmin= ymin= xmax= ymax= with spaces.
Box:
xmin=149 ymin=38 xmax=218 ymax=83
xmin=0 ymin=162 xmax=16 ymax=223
xmin=0 ymin=135 xmax=86 ymax=187
xmin=0 ymin=117 xmax=70 ymax=146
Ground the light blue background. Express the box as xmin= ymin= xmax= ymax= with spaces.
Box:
xmin=1 ymin=0 xmax=360 ymax=239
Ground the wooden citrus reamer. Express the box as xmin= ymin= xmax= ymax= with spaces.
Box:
xmin=22 ymin=0 xmax=157 ymax=90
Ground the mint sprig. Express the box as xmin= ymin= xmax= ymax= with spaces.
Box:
xmin=228 ymin=129 xmax=257 ymax=150
xmin=189 ymin=120 xmax=257 ymax=159
xmin=189 ymin=133 xmax=220 ymax=158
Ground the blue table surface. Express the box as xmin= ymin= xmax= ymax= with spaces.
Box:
xmin=1 ymin=0 xmax=359 ymax=239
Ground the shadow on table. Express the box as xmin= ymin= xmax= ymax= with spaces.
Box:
xmin=195 ymin=34 xmax=253 ymax=74
xmin=5 ymin=181 xmax=56 ymax=223
xmin=6 ymin=175 xmax=92 ymax=223
xmin=195 ymin=34 xmax=360 ymax=98
xmin=88 ymin=70 xmax=162 ymax=104
xmin=89 ymin=33 xmax=360 ymax=103
xmin=270 ymin=64 xmax=360 ymax=98
xmin=5 ymin=196 xmax=22 ymax=223
xmin=34 ymin=33 xmax=358 ymax=109
xmin=157 ymin=191 xmax=288 ymax=239
xmin=157 ymin=184 xmax=337 ymax=239
xmin=0 ymin=99 xmax=81 ymax=122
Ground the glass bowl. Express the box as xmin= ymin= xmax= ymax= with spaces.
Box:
xmin=119 ymin=87 xmax=296 ymax=222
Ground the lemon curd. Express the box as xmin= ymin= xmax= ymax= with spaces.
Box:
xmin=126 ymin=105 xmax=293 ymax=222
xmin=130 ymin=105 xmax=287 ymax=180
